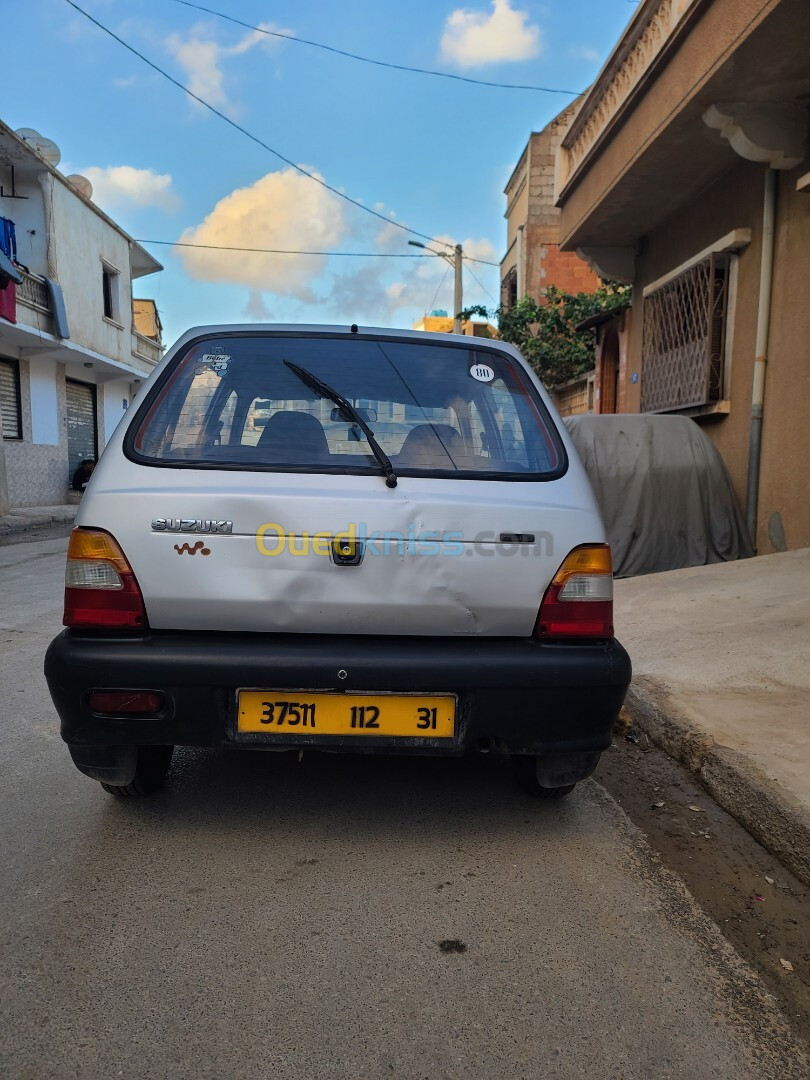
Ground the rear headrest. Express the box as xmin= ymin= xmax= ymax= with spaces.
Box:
xmin=257 ymin=410 xmax=330 ymax=462
xmin=396 ymin=423 xmax=463 ymax=467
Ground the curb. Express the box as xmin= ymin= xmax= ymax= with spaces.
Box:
xmin=626 ymin=678 xmax=810 ymax=889
xmin=0 ymin=506 xmax=77 ymax=537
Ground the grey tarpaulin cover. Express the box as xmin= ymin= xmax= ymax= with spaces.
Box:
xmin=565 ymin=414 xmax=754 ymax=577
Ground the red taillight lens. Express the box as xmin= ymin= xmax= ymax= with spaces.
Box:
xmin=534 ymin=544 xmax=614 ymax=640
xmin=63 ymin=528 xmax=148 ymax=630
xmin=89 ymin=691 xmax=164 ymax=715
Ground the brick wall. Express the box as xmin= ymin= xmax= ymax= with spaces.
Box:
xmin=527 ymin=235 xmax=600 ymax=298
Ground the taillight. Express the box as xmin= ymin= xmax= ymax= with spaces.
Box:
xmin=64 ymin=528 xmax=148 ymax=630
xmin=534 ymin=544 xmax=613 ymax=640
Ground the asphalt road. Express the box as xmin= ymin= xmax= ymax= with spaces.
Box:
xmin=1 ymin=537 xmax=807 ymax=1079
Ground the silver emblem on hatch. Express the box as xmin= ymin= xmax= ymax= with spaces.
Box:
xmin=152 ymin=518 xmax=233 ymax=534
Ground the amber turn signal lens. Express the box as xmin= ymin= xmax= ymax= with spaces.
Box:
xmin=66 ymin=528 xmax=133 ymax=573
xmin=551 ymin=544 xmax=612 ymax=585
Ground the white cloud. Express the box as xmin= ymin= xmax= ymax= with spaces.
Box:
xmin=569 ymin=44 xmax=601 ymax=63
xmin=440 ymin=0 xmax=541 ymax=69
xmin=166 ymin=20 xmax=291 ymax=118
xmin=178 ymin=166 xmax=347 ymax=302
xmin=327 ymin=234 xmax=498 ymax=325
xmin=81 ymin=165 xmax=180 ymax=212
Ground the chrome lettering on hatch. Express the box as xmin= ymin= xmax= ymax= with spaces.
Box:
xmin=151 ymin=518 xmax=233 ymax=534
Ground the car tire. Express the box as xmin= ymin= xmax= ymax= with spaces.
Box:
xmin=510 ymin=754 xmax=576 ymax=799
xmin=100 ymin=745 xmax=174 ymax=797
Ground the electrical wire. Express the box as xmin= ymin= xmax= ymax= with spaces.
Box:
xmin=135 ymin=240 xmax=435 ymax=257
xmin=170 ymin=0 xmax=583 ymax=95
xmin=64 ymin=0 xmax=451 ymax=248
xmin=426 ymin=266 xmax=451 ymax=318
xmin=134 ymin=238 xmax=502 ymax=265
xmin=463 ymin=260 xmax=498 ymax=305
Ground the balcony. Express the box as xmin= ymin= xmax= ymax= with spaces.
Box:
xmin=15 ymin=269 xmax=54 ymax=334
xmin=131 ymin=329 xmax=163 ymax=369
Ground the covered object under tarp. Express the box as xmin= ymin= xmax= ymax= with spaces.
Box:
xmin=565 ymin=414 xmax=754 ymax=577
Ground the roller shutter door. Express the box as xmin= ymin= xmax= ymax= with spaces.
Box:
xmin=0 ymin=358 xmax=21 ymax=439
xmin=66 ymin=379 xmax=97 ymax=477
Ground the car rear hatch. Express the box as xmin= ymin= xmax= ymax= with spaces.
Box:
xmin=80 ymin=330 xmax=605 ymax=637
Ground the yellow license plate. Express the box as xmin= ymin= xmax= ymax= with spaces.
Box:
xmin=237 ymin=691 xmax=456 ymax=738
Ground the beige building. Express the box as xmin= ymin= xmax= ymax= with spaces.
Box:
xmin=412 ymin=312 xmax=497 ymax=338
xmin=556 ymin=0 xmax=810 ymax=554
xmin=502 ymin=101 xmax=599 ymax=310
xmin=0 ymin=121 xmax=163 ymax=509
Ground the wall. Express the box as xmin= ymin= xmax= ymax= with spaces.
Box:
xmin=503 ymin=107 xmax=599 ymax=304
xmin=49 ymin=179 xmax=134 ymax=365
xmin=624 ymin=156 xmax=810 ymax=551
xmin=756 ymin=168 xmax=810 ymax=551
xmin=1 ymin=177 xmax=48 ymax=276
xmin=4 ymin=358 xmax=69 ymax=506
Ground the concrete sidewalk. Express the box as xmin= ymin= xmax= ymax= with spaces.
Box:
xmin=615 ymin=548 xmax=810 ymax=885
xmin=0 ymin=504 xmax=77 ymax=538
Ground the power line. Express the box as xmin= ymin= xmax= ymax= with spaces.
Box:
xmin=134 ymin=238 xmax=501 ymax=265
xmin=426 ymin=266 xmax=451 ymax=317
xmin=136 ymin=240 xmax=436 ymax=257
xmin=463 ymin=260 xmax=498 ymax=305
xmin=170 ymin=0 xmax=583 ymax=95
xmin=64 ymin=0 xmax=450 ymax=248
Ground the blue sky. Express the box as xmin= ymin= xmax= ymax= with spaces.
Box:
xmin=5 ymin=0 xmax=635 ymax=345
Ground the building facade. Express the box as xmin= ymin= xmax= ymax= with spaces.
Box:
xmin=555 ymin=0 xmax=810 ymax=553
xmin=412 ymin=311 xmax=498 ymax=338
xmin=501 ymin=101 xmax=600 ymax=311
xmin=0 ymin=122 xmax=163 ymax=509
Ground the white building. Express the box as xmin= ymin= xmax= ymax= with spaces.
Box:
xmin=0 ymin=121 xmax=163 ymax=510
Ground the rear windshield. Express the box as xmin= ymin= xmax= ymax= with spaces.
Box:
xmin=129 ymin=334 xmax=564 ymax=480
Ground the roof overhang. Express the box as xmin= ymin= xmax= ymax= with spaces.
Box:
xmin=557 ymin=0 xmax=810 ymax=251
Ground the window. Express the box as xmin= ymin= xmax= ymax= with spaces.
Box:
xmin=502 ymin=267 xmax=518 ymax=311
xmin=130 ymin=335 xmax=564 ymax=480
xmin=641 ymin=254 xmax=729 ymax=412
xmin=0 ymin=357 xmax=22 ymax=440
xmin=102 ymin=264 xmax=120 ymax=323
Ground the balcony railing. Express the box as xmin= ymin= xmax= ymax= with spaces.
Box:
xmin=132 ymin=330 xmax=163 ymax=367
xmin=16 ymin=270 xmax=51 ymax=314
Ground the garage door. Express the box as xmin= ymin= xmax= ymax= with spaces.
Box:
xmin=66 ymin=379 xmax=97 ymax=479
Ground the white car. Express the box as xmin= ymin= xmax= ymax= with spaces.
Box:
xmin=45 ymin=324 xmax=631 ymax=798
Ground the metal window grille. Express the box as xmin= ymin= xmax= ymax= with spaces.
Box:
xmin=0 ymin=357 xmax=22 ymax=440
xmin=641 ymin=254 xmax=729 ymax=412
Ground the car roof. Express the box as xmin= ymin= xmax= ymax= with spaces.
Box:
xmin=168 ymin=323 xmax=519 ymax=358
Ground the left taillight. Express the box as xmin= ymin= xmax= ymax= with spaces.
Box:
xmin=534 ymin=544 xmax=614 ymax=640
xmin=64 ymin=528 xmax=148 ymax=630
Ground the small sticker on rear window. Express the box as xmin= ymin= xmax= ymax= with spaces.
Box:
xmin=196 ymin=352 xmax=231 ymax=376
xmin=469 ymin=363 xmax=494 ymax=383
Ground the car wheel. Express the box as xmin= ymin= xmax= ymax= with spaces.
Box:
xmin=510 ymin=754 xmax=576 ymax=799
xmin=100 ymin=745 xmax=174 ymax=797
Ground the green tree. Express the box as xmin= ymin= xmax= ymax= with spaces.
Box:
xmin=462 ymin=283 xmax=630 ymax=389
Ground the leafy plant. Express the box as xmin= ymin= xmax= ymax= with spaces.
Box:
xmin=462 ymin=283 xmax=630 ymax=388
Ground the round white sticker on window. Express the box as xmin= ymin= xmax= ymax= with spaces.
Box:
xmin=469 ymin=363 xmax=495 ymax=383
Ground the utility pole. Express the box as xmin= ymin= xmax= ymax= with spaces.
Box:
xmin=453 ymin=244 xmax=463 ymax=335
xmin=408 ymin=240 xmax=464 ymax=334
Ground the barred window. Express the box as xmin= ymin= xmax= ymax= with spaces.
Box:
xmin=641 ymin=254 xmax=729 ymax=412
xmin=0 ymin=357 xmax=22 ymax=440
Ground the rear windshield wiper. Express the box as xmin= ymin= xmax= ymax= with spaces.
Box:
xmin=283 ymin=360 xmax=398 ymax=488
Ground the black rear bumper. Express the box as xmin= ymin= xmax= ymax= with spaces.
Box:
xmin=46 ymin=629 xmax=630 ymax=759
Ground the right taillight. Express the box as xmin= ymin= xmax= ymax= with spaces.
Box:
xmin=534 ymin=544 xmax=614 ymax=640
xmin=64 ymin=528 xmax=148 ymax=630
